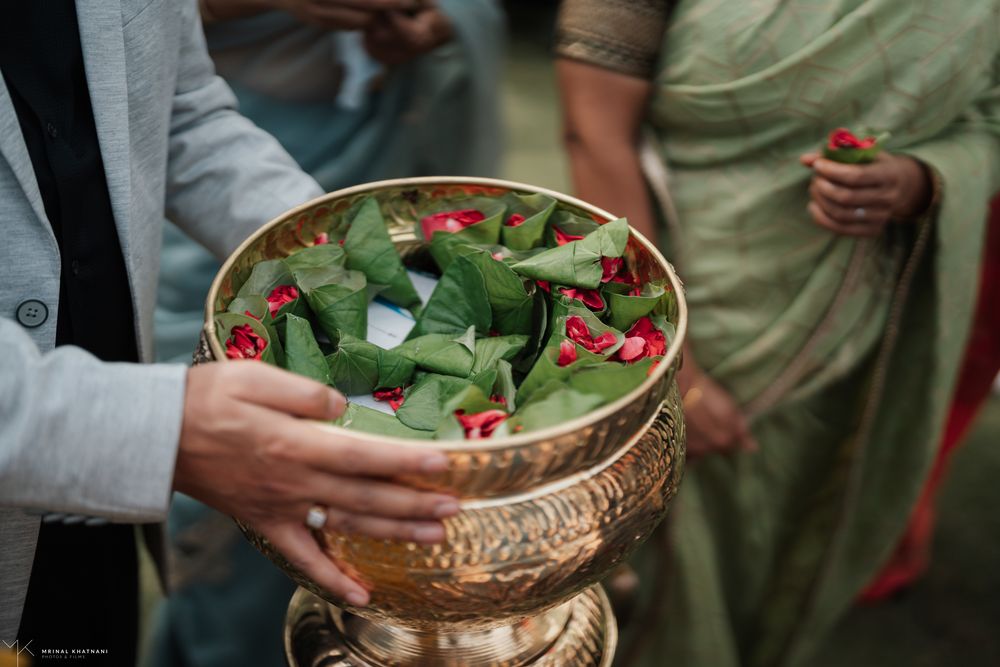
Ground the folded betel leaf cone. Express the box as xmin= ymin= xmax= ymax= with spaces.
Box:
xmin=282 ymin=242 xmax=348 ymax=272
xmin=226 ymin=294 xmax=289 ymax=355
xmin=567 ymin=357 xmax=657 ymax=404
xmin=293 ymin=266 xmax=368 ymax=342
xmin=233 ymin=272 xmax=312 ymax=338
xmin=515 ymin=336 xmax=608 ymax=406
xmin=283 ymin=313 xmax=331 ymax=385
xmin=436 ymin=385 xmax=510 ymax=441
xmin=650 ymin=313 xmax=677 ymax=348
xmin=462 ymin=249 xmax=536 ymax=336
xmin=237 ymin=259 xmax=294 ymax=299
xmin=407 ymin=255 xmax=491 ymax=339
xmin=557 ymin=307 xmax=627 ymax=358
xmin=545 ymin=209 xmax=600 ymax=246
xmin=376 ymin=346 xmax=417 ymax=391
xmin=423 ymin=197 xmax=507 ymax=272
xmin=500 ymin=192 xmax=557 ymax=251
xmin=491 ymin=359 xmax=518 ymax=412
xmin=215 ymin=311 xmax=283 ymax=365
xmin=395 ymin=373 xmax=474 ymax=432
xmin=335 ymin=403 xmax=434 ymax=439
xmin=342 ymin=196 xmax=421 ymax=310
xmin=508 ymin=386 xmax=605 ymax=435
xmin=418 ymin=195 xmax=506 ymax=244
xmin=393 ymin=326 xmax=476 ymax=378
xmin=511 ymin=217 xmax=630 ymax=289
xmin=325 ymin=334 xmax=417 ymax=396
xmin=471 ymin=334 xmax=530 ymax=374
xmin=822 ymin=128 xmax=889 ymax=164
xmin=604 ymin=282 xmax=666 ymax=331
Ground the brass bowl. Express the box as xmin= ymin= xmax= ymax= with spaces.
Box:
xmin=199 ymin=177 xmax=687 ymax=661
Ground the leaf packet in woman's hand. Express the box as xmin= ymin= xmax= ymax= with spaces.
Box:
xmin=823 ymin=128 xmax=890 ymax=164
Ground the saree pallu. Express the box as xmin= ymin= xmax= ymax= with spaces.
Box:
xmin=560 ymin=1 xmax=1000 ymax=665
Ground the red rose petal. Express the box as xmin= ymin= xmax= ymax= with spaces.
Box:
xmin=314 ymin=232 xmax=329 ymax=245
xmin=559 ymin=287 xmax=605 ymax=311
xmin=536 ymin=280 xmax=551 ymax=293
xmin=557 ymin=339 xmax=578 ymax=367
xmin=620 ymin=316 xmax=667 ymax=359
xmin=592 ymin=331 xmax=618 ymax=353
xmin=225 ymin=324 xmax=267 ymax=361
xmin=420 ymin=209 xmax=486 ymax=239
xmin=600 ymin=257 xmax=624 ymax=283
xmin=455 ymin=409 xmax=508 ymax=440
xmin=266 ymin=284 xmax=299 ymax=318
xmin=565 ymin=315 xmax=592 ymax=345
xmin=373 ymin=387 xmax=406 ymax=412
xmin=616 ymin=336 xmax=647 ymax=363
xmin=827 ymin=128 xmax=878 ymax=151
xmin=505 ymin=213 xmax=526 ymax=227
xmin=553 ymin=226 xmax=585 ymax=246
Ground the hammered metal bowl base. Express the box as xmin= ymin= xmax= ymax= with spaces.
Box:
xmin=285 ymin=586 xmax=616 ymax=667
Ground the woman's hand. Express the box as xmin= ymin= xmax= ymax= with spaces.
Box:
xmin=678 ymin=353 xmax=758 ymax=461
xmin=800 ymin=152 xmax=933 ymax=237
xmin=174 ymin=361 xmax=459 ymax=607
xmin=363 ymin=3 xmax=453 ymax=65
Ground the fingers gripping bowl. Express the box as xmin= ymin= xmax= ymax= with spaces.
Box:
xmin=198 ymin=177 xmax=687 ymax=664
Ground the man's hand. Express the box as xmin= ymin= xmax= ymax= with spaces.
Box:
xmin=800 ymin=152 xmax=933 ymax=237
xmin=678 ymin=352 xmax=758 ymax=461
xmin=363 ymin=3 xmax=454 ymax=65
xmin=174 ymin=361 xmax=459 ymax=606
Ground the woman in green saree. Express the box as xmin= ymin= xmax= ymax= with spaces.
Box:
xmin=555 ymin=1 xmax=1000 ymax=665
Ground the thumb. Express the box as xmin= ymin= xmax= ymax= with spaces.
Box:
xmin=800 ymin=152 xmax=821 ymax=168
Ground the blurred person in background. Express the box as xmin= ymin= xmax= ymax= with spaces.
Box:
xmin=149 ymin=1 xmax=504 ymax=665
xmin=555 ymin=1 xmax=1000 ymax=665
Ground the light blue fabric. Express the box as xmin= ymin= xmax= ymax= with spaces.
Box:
xmin=149 ymin=5 xmax=505 ymax=666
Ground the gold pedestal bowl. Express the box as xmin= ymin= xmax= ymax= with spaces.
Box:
xmin=199 ymin=177 xmax=688 ymax=666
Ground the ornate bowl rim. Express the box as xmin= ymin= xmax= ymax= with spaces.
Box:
xmin=204 ymin=176 xmax=688 ymax=452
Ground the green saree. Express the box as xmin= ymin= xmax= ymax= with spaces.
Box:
xmin=559 ymin=1 xmax=1000 ymax=665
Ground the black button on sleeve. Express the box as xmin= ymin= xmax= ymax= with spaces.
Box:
xmin=15 ymin=299 xmax=49 ymax=328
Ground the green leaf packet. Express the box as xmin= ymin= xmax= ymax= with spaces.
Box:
xmin=420 ymin=196 xmax=507 ymax=270
xmin=395 ymin=370 xmax=497 ymax=432
xmin=334 ymin=403 xmax=434 ymax=440
xmin=342 ymin=196 xmax=421 ymax=310
xmin=546 ymin=209 xmax=600 ymax=246
xmin=511 ymin=217 xmax=630 ymax=289
xmin=499 ymin=192 xmax=557 ymax=251
xmin=603 ymin=282 xmax=667 ymax=331
xmin=325 ymin=333 xmax=416 ymax=395
xmin=283 ymin=313 xmax=331 ymax=384
xmin=407 ymin=255 xmax=492 ymax=339
xmin=291 ymin=265 xmax=368 ymax=342
xmin=822 ymin=128 xmax=890 ymax=164
xmin=394 ymin=325 xmax=477 ymax=378
xmin=232 ymin=260 xmax=312 ymax=338
xmin=214 ymin=311 xmax=283 ymax=365
xmin=436 ymin=385 xmax=511 ymax=441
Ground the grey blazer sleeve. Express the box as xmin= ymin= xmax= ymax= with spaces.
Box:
xmin=0 ymin=317 xmax=186 ymax=522
xmin=164 ymin=1 xmax=324 ymax=258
